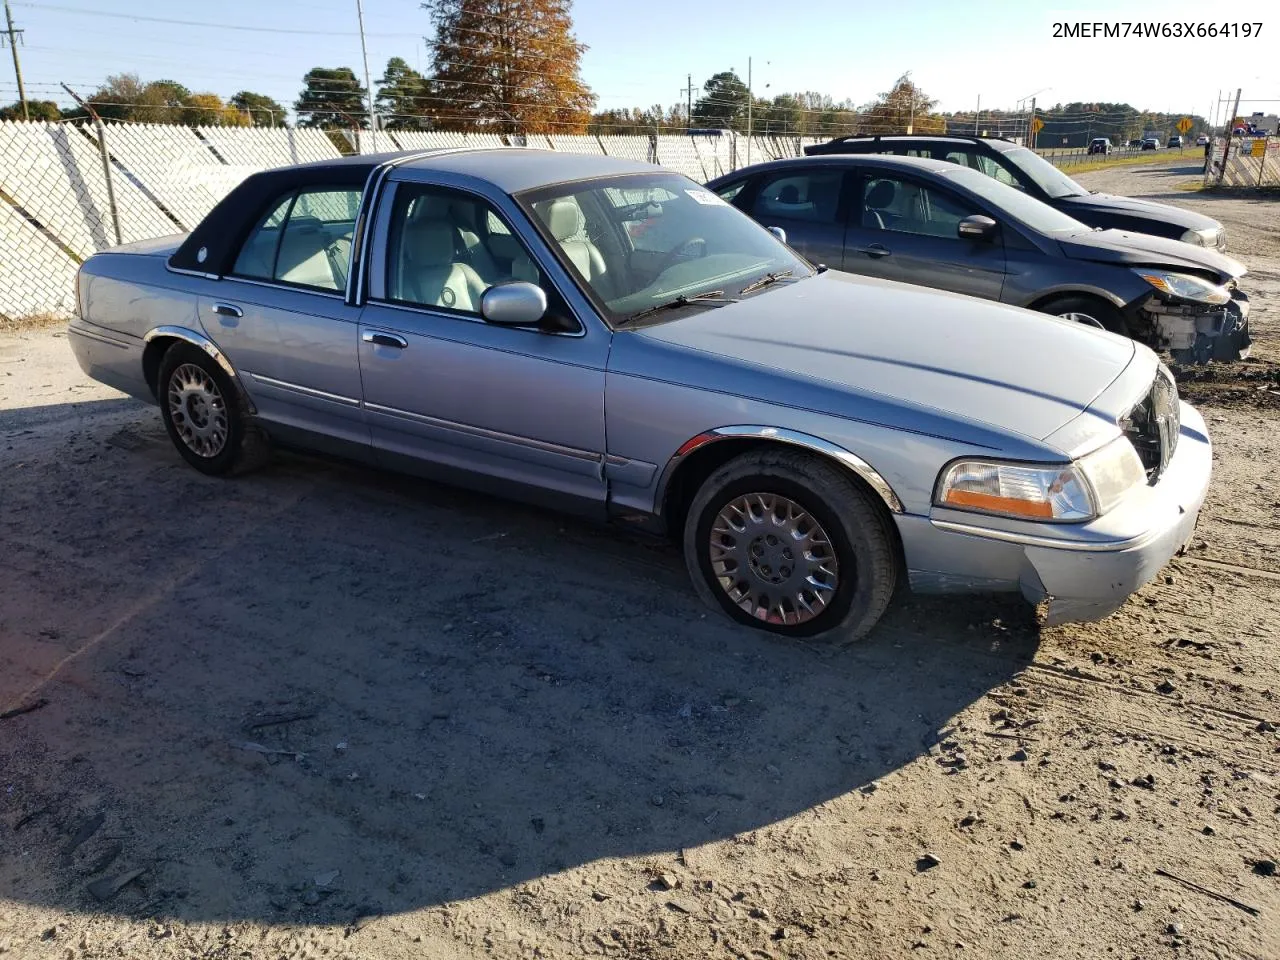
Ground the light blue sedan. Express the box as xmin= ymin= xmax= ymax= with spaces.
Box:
xmin=68 ymin=149 xmax=1210 ymax=641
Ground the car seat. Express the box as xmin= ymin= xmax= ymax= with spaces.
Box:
xmin=863 ymin=180 xmax=900 ymax=231
xmin=397 ymin=218 xmax=487 ymax=311
xmin=544 ymin=197 xmax=610 ymax=295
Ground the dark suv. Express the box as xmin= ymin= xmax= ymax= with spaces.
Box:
xmin=804 ymin=135 xmax=1226 ymax=250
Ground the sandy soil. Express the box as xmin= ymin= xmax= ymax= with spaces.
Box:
xmin=1 ymin=157 xmax=1277 ymax=960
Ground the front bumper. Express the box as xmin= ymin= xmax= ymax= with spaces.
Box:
xmin=1137 ymin=292 xmax=1251 ymax=364
xmin=900 ymin=402 xmax=1212 ymax=625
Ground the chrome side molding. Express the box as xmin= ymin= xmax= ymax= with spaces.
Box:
xmin=143 ymin=325 xmax=238 ymax=382
xmin=656 ymin=425 xmax=905 ymax=515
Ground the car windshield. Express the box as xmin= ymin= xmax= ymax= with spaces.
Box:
xmin=519 ymin=172 xmax=810 ymax=324
xmin=999 ymin=145 xmax=1088 ymax=199
xmin=937 ymin=165 xmax=1089 ymax=235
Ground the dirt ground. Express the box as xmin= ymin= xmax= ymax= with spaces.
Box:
xmin=1 ymin=157 xmax=1278 ymax=960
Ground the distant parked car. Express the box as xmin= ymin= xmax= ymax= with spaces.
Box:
xmin=1196 ymin=134 xmax=1210 ymax=146
xmin=708 ymin=154 xmax=1251 ymax=363
xmin=67 ymin=149 xmax=1217 ymax=640
xmin=1168 ymin=136 xmax=1184 ymax=148
xmin=801 ymin=135 xmax=1228 ymax=250
xmin=1127 ymin=139 xmax=1145 ymax=148
xmin=1088 ymin=137 xmax=1111 ymax=155
xmin=1141 ymin=138 xmax=1160 ymax=150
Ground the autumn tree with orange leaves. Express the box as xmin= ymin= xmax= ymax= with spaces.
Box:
xmin=422 ymin=0 xmax=596 ymax=134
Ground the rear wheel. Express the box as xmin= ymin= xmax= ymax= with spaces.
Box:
xmin=1039 ymin=294 xmax=1128 ymax=336
xmin=683 ymin=448 xmax=897 ymax=643
xmin=157 ymin=343 xmax=269 ymax=476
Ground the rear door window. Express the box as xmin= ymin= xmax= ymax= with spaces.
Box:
xmin=232 ymin=187 xmax=361 ymax=292
xmin=750 ymin=169 xmax=844 ymax=224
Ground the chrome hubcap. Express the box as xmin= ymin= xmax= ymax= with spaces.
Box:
xmin=167 ymin=363 xmax=228 ymax=458
xmin=1060 ymin=311 xmax=1104 ymax=329
xmin=709 ymin=492 xmax=839 ymax=626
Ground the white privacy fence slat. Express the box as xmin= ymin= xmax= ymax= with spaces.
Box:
xmin=0 ymin=200 xmax=78 ymax=320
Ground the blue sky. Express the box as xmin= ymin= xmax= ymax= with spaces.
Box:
xmin=3 ymin=0 xmax=1275 ymax=122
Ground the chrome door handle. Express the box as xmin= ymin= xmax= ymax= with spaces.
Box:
xmin=853 ymin=244 xmax=891 ymax=258
xmin=212 ymin=302 xmax=243 ymax=318
xmin=362 ymin=330 xmax=408 ymax=349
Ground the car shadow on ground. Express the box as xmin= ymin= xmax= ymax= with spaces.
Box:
xmin=0 ymin=404 xmax=1039 ymax=926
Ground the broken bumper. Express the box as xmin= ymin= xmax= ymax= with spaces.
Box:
xmin=1141 ymin=292 xmax=1251 ymax=364
xmin=902 ymin=403 xmax=1212 ymax=626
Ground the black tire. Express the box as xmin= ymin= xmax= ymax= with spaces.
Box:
xmin=157 ymin=342 xmax=269 ymax=476
xmin=683 ymin=448 xmax=897 ymax=643
xmin=1039 ymin=294 xmax=1128 ymax=336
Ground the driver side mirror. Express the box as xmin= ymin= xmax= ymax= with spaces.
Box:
xmin=766 ymin=225 xmax=787 ymax=244
xmin=957 ymin=215 xmax=998 ymax=241
xmin=480 ymin=281 xmax=547 ymax=327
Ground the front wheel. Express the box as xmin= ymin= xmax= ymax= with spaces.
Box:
xmin=1039 ymin=294 xmax=1128 ymax=336
xmin=683 ymin=449 xmax=898 ymax=643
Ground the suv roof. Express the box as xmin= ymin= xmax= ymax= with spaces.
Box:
xmin=804 ymin=134 xmax=1020 ymax=156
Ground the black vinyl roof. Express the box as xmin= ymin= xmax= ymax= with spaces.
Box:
xmin=168 ymin=155 xmax=388 ymax=275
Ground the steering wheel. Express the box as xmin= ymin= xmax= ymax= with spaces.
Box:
xmin=656 ymin=236 xmax=707 ymax=275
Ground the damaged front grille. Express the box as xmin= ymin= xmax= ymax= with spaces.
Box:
xmin=1121 ymin=367 xmax=1180 ymax=484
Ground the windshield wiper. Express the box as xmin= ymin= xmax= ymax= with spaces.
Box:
xmin=620 ymin=290 xmax=735 ymax=325
xmin=739 ymin=269 xmax=795 ymax=296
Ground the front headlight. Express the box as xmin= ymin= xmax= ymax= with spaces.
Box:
xmin=1133 ymin=268 xmax=1230 ymax=305
xmin=935 ymin=460 xmax=1095 ymax=521
xmin=1179 ymin=226 xmax=1224 ymax=251
xmin=1077 ymin=436 xmax=1147 ymax=513
xmin=935 ymin=438 xmax=1145 ymax=523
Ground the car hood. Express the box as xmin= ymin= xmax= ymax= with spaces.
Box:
xmin=1056 ymin=228 xmax=1245 ymax=280
xmin=627 ymin=271 xmax=1136 ymax=447
xmin=1056 ymin=191 xmax=1219 ymax=232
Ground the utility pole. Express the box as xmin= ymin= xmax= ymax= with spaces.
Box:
xmin=746 ymin=57 xmax=752 ymax=165
xmin=3 ymin=0 xmax=28 ymax=120
xmin=1216 ymin=87 xmax=1242 ymax=186
xmin=973 ymin=94 xmax=981 ymax=135
xmin=354 ymin=0 xmax=377 ymax=151
xmin=1030 ymin=97 xmax=1037 ymax=149
xmin=681 ymin=74 xmax=694 ymax=131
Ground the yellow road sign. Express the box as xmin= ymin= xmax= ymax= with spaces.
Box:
xmin=1030 ymin=117 xmax=1044 ymax=134
xmin=1252 ymin=139 xmax=1267 ymax=157
xmin=1177 ymin=117 xmax=1193 ymax=134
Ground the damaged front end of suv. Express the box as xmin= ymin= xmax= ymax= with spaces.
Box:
xmin=1126 ymin=268 xmax=1251 ymax=364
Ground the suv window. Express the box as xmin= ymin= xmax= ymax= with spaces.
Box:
xmin=750 ymin=169 xmax=843 ymax=224
xmin=385 ymin=185 xmax=543 ymax=313
xmin=232 ymin=187 xmax=361 ymax=291
xmin=972 ymin=154 xmax=1024 ymax=189
xmin=860 ymin=175 xmax=979 ymax=239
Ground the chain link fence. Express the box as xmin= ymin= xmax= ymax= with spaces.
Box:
xmin=7 ymin=119 xmax=1227 ymax=323
xmin=1203 ymin=137 xmax=1280 ymax=188
xmin=0 ymin=121 xmax=833 ymax=322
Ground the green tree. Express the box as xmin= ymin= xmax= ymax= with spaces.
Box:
xmin=375 ymin=56 xmax=429 ymax=129
xmin=295 ymin=67 xmax=368 ymax=128
xmin=181 ymin=92 xmax=248 ymax=127
xmin=231 ymin=91 xmax=286 ymax=127
xmin=424 ymin=0 xmax=596 ymax=134
xmin=691 ymin=71 xmax=749 ymax=130
xmin=0 ymin=99 xmax=61 ymax=121
xmin=856 ymin=72 xmax=942 ymax=135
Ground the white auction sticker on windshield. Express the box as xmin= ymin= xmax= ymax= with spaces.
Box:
xmin=685 ymin=189 xmax=726 ymax=205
